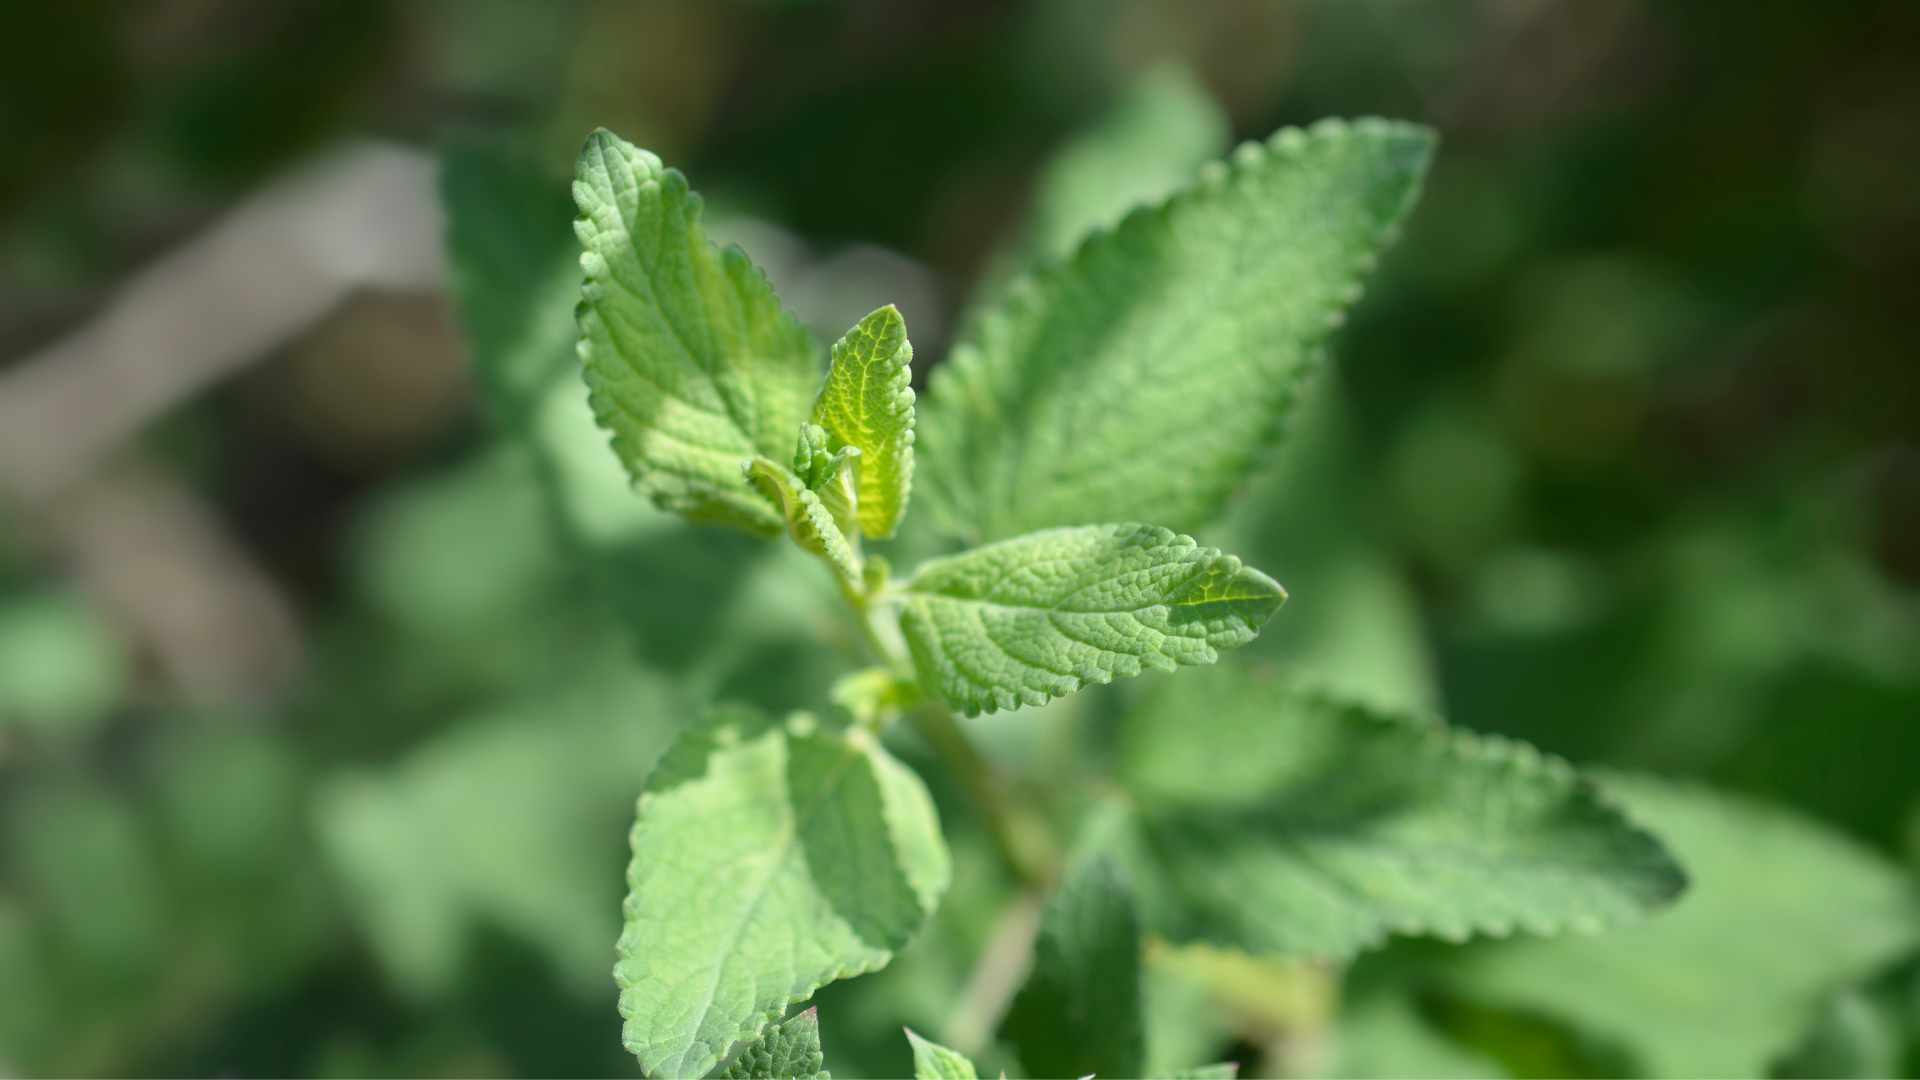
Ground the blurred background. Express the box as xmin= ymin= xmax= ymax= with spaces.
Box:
xmin=2 ymin=1 xmax=1917 ymax=1076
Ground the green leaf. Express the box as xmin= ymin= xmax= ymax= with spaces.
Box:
xmin=1432 ymin=774 xmax=1920 ymax=1078
xmin=573 ymin=128 xmax=822 ymax=535
xmin=919 ymin=118 xmax=1434 ymax=544
xmin=716 ymin=1007 xmax=830 ymax=1079
xmin=811 ymin=305 xmax=916 ymax=539
xmin=617 ymin=708 xmax=950 ymax=1078
xmin=904 ymin=1029 xmax=978 ymax=1080
xmin=1003 ymin=852 xmax=1146 ymax=1080
xmin=744 ymin=457 xmax=860 ymax=588
xmin=1022 ymin=65 xmax=1231 ymax=264
xmin=895 ymin=523 xmax=1285 ymax=716
xmin=1113 ymin=668 xmax=1687 ymax=959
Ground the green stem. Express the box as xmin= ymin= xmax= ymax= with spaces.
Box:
xmin=838 ymin=581 xmax=1056 ymax=889
xmin=908 ymin=702 xmax=1057 ymax=889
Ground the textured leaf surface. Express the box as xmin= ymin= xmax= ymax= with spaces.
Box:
xmin=717 ymin=1007 xmax=830 ymax=1079
xmin=919 ymin=118 xmax=1433 ymax=543
xmin=1114 ymin=668 xmax=1686 ymax=959
xmin=904 ymin=1030 xmax=978 ymax=1080
xmin=1003 ymin=853 xmax=1146 ymax=1080
xmin=1165 ymin=1065 xmax=1240 ymax=1079
xmin=616 ymin=708 xmax=949 ymax=1078
xmin=811 ymin=305 xmax=915 ymax=539
xmin=895 ymin=524 xmax=1285 ymax=715
xmin=1434 ymin=774 xmax=1920 ymax=1078
xmin=574 ymin=129 xmax=822 ymax=534
xmin=744 ymin=457 xmax=860 ymax=588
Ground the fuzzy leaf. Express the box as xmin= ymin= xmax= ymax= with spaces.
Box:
xmin=573 ymin=129 xmax=822 ymax=535
xmin=904 ymin=1030 xmax=978 ymax=1080
xmin=920 ymin=118 xmax=1434 ymax=543
xmin=1434 ymin=774 xmax=1920 ymax=1078
xmin=895 ymin=524 xmax=1285 ymax=716
xmin=716 ymin=1007 xmax=830 ymax=1079
xmin=1114 ymin=669 xmax=1687 ymax=959
xmin=1003 ymin=853 xmax=1146 ymax=1080
xmin=811 ymin=305 xmax=916 ymax=539
xmin=744 ymin=457 xmax=860 ymax=588
xmin=616 ymin=708 xmax=950 ymax=1078
xmin=1164 ymin=1065 xmax=1240 ymax=1079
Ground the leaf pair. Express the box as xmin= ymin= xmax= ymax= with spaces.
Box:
xmin=574 ymin=133 xmax=913 ymax=552
xmin=572 ymin=119 xmax=1432 ymax=717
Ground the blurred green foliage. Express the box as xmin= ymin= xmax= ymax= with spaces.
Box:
xmin=3 ymin=1 xmax=1918 ymax=1077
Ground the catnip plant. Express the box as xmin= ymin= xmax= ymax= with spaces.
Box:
xmin=545 ymin=118 xmax=1692 ymax=1079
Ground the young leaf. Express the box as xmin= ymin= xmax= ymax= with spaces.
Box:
xmin=744 ymin=457 xmax=860 ymax=588
xmin=895 ymin=524 xmax=1284 ymax=716
xmin=616 ymin=708 xmax=950 ymax=1078
xmin=716 ymin=1007 xmax=830 ymax=1080
xmin=904 ymin=1029 xmax=979 ymax=1080
xmin=1432 ymin=774 xmax=1920 ymax=1078
xmin=811 ymin=305 xmax=915 ymax=539
xmin=573 ymin=129 xmax=822 ymax=535
xmin=1002 ymin=853 xmax=1147 ymax=1080
xmin=792 ymin=421 xmax=860 ymax=538
xmin=1113 ymin=668 xmax=1687 ymax=959
xmin=919 ymin=118 xmax=1434 ymax=544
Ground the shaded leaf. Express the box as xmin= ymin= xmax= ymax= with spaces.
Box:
xmin=616 ymin=708 xmax=950 ymax=1077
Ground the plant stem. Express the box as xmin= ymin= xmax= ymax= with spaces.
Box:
xmin=908 ymin=703 xmax=1058 ymax=890
xmin=840 ymin=580 xmax=1058 ymax=890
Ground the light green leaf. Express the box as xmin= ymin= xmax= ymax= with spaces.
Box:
xmin=574 ymin=128 xmax=822 ymax=535
xmin=1433 ymin=774 xmax=1920 ymax=1078
xmin=716 ymin=1007 xmax=830 ymax=1079
xmin=895 ymin=524 xmax=1284 ymax=716
xmin=1024 ymin=65 xmax=1231 ymax=264
xmin=904 ymin=1029 xmax=978 ymax=1080
xmin=617 ymin=708 xmax=950 ymax=1078
xmin=920 ymin=118 xmax=1434 ymax=543
xmin=744 ymin=457 xmax=860 ymax=588
xmin=811 ymin=305 xmax=915 ymax=539
xmin=793 ymin=421 xmax=861 ymax=537
xmin=1114 ymin=668 xmax=1687 ymax=959
xmin=1003 ymin=852 xmax=1146 ymax=1080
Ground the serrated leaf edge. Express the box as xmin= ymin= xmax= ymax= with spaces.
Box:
xmin=614 ymin=722 xmax=920 ymax=1077
xmin=924 ymin=117 xmax=1435 ymax=539
xmin=1141 ymin=683 xmax=1689 ymax=959
xmin=896 ymin=524 xmax=1286 ymax=717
